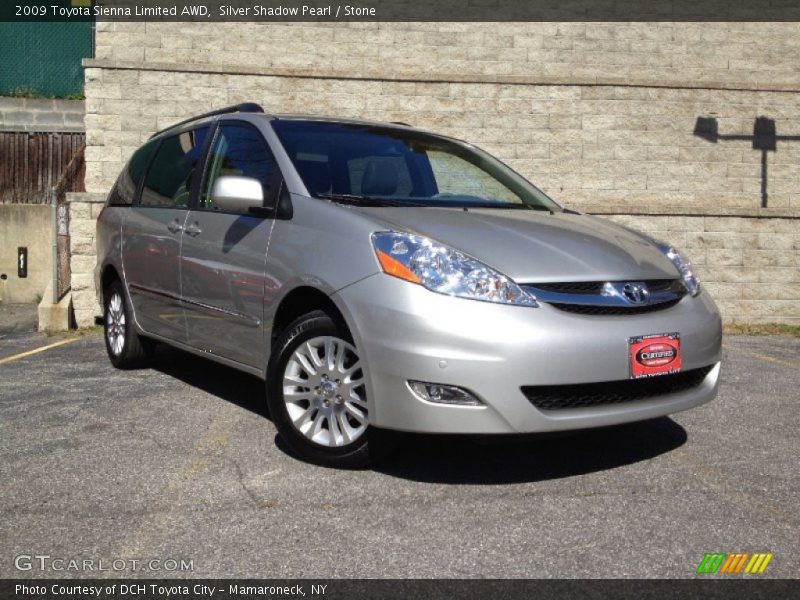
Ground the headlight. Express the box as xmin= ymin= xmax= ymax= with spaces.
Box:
xmin=371 ymin=231 xmax=537 ymax=306
xmin=659 ymin=243 xmax=700 ymax=296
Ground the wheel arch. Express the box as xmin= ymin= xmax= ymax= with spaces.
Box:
xmin=99 ymin=262 xmax=145 ymax=336
xmin=100 ymin=263 xmax=122 ymax=299
xmin=270 ymin=285 xmax=352 ymax=349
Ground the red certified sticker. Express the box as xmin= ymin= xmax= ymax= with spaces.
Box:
xmin=629 ymin=332 xmax=681 ymax=379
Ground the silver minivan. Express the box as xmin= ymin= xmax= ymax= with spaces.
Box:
xmin=96 ymin=103 xmax=722 ymax=467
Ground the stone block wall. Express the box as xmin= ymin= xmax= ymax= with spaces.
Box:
xmin=607 ymin=215 xmax=799 ymax=324
xmin=66 ymin=192 xmax=104 ymax=327
xmin=71 ymin=22 xmax=799 ymax=325
xmin=93 ymin=22 xmax=800 ymax=88
xmin=82 ymin=69 xmax=800 ymax=215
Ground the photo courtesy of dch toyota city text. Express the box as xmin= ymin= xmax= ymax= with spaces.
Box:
xmin=0 ymin=1 xmax=797 ymax=598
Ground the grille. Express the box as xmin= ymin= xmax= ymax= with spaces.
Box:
xmin=522 ymin=365 xmax=714 ymax=411
xmin=532 ymin=281 xmax=604 ymax=294
xmin=530 ymin=279 xmax=680 ymax=295
xmin=550 ymin=299 xmax=681 ymax=315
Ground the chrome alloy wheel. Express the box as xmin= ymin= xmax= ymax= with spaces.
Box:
xmin=106 ymin=292 xmax=126 ymax=356
xmin=282 ymin=336 xmax=368 ymax=447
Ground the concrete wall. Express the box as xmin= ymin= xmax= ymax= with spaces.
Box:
xmin=0 ymin=97 xmax=85 ymax=132
xmin=0 ymin=204 xmax=53 ymax=303
xmin=72 ymin=22 xmax=799 ymax=326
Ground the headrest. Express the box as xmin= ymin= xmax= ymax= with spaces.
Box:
xmin=298 ymin=160 xmax=331 ymax=195
xmin=361 ymin=159 xmax=399 ymax=196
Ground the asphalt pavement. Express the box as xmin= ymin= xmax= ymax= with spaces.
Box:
xmin=0 ymin=329 xmax=797 ymax=578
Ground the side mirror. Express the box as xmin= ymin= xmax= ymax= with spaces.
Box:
xmin=210 ymin=176 xmax=264 ymax=212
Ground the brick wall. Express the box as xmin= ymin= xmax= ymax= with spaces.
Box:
xmin=72 ymin=22 xmax=799 ymax=326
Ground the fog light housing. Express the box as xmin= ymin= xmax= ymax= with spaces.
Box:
xmin=407 ymin=380 xmax=483 ymax=406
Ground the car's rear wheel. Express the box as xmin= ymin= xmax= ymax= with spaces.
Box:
xmin=267 ymin=310 xmax=386 ymax=468
xmin=103 ymin=280 xmax=154 ymax=369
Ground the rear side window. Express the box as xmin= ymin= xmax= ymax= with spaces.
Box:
xmin=107 ymin=139 xmax=158 ymax=206
xmin=140 ymin=127 xmax=209 ymax=208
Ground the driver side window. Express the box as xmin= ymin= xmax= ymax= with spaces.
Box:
xmin=200 ymin=123 xmax=278 ymax=213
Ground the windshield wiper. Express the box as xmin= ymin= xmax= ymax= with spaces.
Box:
xmin=316 ymin=193 xmax=423 ymax=207
xmin=464 ymin=202 xmax=552 ymax=212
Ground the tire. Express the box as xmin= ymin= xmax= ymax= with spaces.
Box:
xmin=267 ymin=310 xmax=389 ymax=468
xmin=103 ymin=280 xmax=155 ymax=369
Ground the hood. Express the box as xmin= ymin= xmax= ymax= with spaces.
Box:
xmin=355 ymin=207 xmax=680 ymax=283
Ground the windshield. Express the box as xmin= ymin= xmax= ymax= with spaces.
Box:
xmin=271 ymin=120 xmax=561 ymax=211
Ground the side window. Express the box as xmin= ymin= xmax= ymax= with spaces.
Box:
xmin=107 ymin=139 xmax=158 ymax=206
xmin=427 ymin=150 xmax=522 ymax=204
xmin=200 ymin=123 xmax=278 ymax=213
xmin=140 ymin=127 xmax=209 ymax=208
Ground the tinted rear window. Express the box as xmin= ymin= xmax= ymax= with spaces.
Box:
xmin=107 ymin=139 xmax=158 ymax=206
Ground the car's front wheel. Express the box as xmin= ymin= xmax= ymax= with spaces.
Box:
xmin=103 ymin=280 xmax=154 ymax=369
xmin=267 ymin=310 xmax=384 ymax=468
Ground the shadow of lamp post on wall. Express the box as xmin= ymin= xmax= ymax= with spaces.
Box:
xmin=693 ymin=116 xmax=800 ymax=208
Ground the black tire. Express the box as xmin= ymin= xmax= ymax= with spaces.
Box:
xmin=267 ymin=310 xmax=391 ymax=468
xmin=103 ymin=280 xmax=155 ymax=369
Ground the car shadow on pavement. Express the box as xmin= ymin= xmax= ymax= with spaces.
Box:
xmin=149 ymin=345 xmax=687 ymax=483
xmin=150 ymin=345 xmax=271 ymax=418
xmin=375 ymin=418 xmax=687 ymax=484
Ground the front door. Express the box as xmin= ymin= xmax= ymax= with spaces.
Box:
xmin=180 ymin=122 xmax=280 ymax=367
xmin=123 ymin=126 xmax=210 ymax=341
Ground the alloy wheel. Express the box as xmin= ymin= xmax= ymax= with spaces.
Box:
xmin=282 ymin=336 xmax=368 ymax=447
xmin=106 ymin=292 xmax=126 ymax=356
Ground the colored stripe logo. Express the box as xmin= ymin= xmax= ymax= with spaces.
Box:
xmin=696 ymin=552 xmax=773 ymax=574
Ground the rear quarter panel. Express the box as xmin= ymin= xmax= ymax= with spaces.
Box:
xmin=94 ymin=206 xmax=127 ymax=305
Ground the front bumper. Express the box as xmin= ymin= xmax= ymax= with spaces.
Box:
xmin=332 ymin=274 xmax=722 ymax=434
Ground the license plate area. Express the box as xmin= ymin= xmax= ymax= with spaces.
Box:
xmin=629 ymin=332 xmax=681 ymax=379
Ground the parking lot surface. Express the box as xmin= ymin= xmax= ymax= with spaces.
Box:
xmin=1 ymin=330 xmax=798 ymax=578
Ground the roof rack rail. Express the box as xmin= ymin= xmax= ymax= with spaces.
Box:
xmin=149 ymin=103 xmax=264 ymax=138
xmin=391 ymin=121 xmax=411 ymax=126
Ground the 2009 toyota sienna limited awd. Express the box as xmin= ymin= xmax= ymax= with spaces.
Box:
xmin=96 ymin=103 xmax=722 ymax=467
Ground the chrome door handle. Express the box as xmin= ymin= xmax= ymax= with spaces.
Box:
xmin=184 ymin=223 xmax=202 ymax=237
xmin=167 ymin=220 xmax=183 ymax=234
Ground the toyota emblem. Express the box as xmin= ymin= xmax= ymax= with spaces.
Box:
xmin=622 ymin=282 xmax=649 ymax=304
